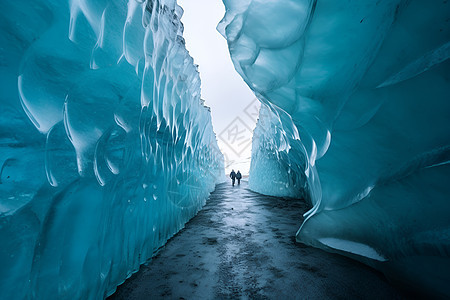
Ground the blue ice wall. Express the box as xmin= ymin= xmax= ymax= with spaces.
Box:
xmin=0 ymin=0 xmax=223 ymax=298
xmin=248 ymin=104 xmax=308 ymax=198
xmin=220 ymin=0 xmax=450 ymax=296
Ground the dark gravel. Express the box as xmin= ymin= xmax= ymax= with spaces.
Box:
xmin=109 ymin=181 xmax=406 ymax=300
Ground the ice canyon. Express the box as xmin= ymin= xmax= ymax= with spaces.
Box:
xmin=220 ymin=0 xmax=450 ymax=297
xmin=0 ymin=0 xmax=449 ymax=299
xmin=0 ymin=0 xmax=223 ymax=298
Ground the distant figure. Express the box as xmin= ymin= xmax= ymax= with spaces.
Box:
xmin=236 ymin=170 xmax=242 ymax=185
xmin=230 ymin=169 xmax=236 ymax=186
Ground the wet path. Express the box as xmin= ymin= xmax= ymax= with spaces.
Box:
xmin=110 ymin=181 xmax=404 ymax=299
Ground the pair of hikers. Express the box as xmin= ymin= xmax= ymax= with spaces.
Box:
xmin=229 ymin=169 xmax=242 ymax=186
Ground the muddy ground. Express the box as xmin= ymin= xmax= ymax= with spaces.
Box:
xmin=110 ymin=181 xmax=406 ymax=299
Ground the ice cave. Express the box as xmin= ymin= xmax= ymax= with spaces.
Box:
xmin=0 ymin=0 xmax=449 ymax=299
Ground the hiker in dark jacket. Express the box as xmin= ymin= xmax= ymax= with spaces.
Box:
xmin=236 ymin=170 xmax=242 ymax=185
xmin=230 ymin=169 xmax=236 ymax=186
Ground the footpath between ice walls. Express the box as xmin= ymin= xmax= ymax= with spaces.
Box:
xmin=0 ymin=0 xmax=223 ymax=298
xmin=220 ymin=0 xmax=450 ymax=296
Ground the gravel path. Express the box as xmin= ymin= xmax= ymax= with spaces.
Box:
xmin=110 ymin=181 xmax=405 ymax=299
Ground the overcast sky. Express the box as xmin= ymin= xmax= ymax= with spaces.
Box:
xmin=178 ymin=0 xmax=259 ymax=175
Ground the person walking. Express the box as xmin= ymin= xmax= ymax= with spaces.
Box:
xmin=236 ymin=170 xmax=242 ymax=185
xmin=230 ymin=169 xmax=236 ymax=186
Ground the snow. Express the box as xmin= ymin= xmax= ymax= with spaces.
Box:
xmin=0 ymin=0 xmax=223 ymax=298
xmin=220 ymin=0 xmax=450 ymax=296
xmin=318 ymin=238 xmax=387 ymax=262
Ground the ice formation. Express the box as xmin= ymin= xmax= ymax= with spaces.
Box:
xmin=0 ymin=0 xmax=223 ymax=298
xmin=220 ymin=0 xmax=450 ymax=296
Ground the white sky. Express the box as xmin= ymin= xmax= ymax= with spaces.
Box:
xmin=178 ymin=0 xmax=259 ymax=175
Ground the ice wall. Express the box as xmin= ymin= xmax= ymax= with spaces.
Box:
xmin=248 ymin=104 xmax=308 ymax=198
xmin=220 ymin=0 xmax=450 ymax=296
xmin=0 ymin=0 xmax=223 ymax=298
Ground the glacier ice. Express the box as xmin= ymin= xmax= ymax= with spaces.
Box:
xmin=0 ymin=0 xmax=223 ymax=298
xmin=220 ymin=0 xmax=450 ymax=296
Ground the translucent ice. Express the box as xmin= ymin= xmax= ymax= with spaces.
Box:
xmin=0 ymin=0 xmax=223 ymax=298
xmin=220 ymin=0 xmax=450 ymax=296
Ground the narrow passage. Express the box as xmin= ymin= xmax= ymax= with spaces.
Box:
xmin=111 ymin=181 xmax=404 ymax=299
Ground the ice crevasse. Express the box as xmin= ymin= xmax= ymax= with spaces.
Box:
xmin=0 ymin=0 xmax=223 ymax=298
xmin=219 ymin=0 xmax=450 ymax=296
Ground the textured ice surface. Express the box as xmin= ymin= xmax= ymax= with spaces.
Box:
xmin=0 ymin=0 xmax=223 ymax=298
xmin=220 ymin=0 xmax=450 ymax=296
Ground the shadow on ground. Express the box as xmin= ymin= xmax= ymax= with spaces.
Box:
xmin=110 ymin=181 xmax=406 ymax=299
